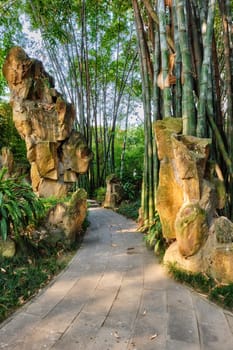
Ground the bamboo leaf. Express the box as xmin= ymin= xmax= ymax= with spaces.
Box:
xmin=0 ymin=218 xmax=8 ymax=241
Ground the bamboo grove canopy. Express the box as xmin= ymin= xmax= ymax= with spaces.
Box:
xmin=0 ymin=0 xmax=233 ymax=225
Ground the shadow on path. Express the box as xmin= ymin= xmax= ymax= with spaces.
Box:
xmin=1 ymin=207 xmax=233 ymax=349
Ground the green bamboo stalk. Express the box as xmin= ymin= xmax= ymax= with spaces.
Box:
xmin=152 ymin=29 xmax=160 ymax=208
xmin=158 ymin=0 xmax=172 ymax=118
xmin=132 ymin=0 xmax=155 ymax=228
xmin=172 ymin=2 xmax=182 ymax=118
xmin=218 ymin=0 xmax=233 ymax=157
xmin=175 ymin=0 xmax=196 ymax=135
xmin=197 ymin=0 xmax=216 ymax=138
xmin=207 ymin=109 xmax=233 ymax=176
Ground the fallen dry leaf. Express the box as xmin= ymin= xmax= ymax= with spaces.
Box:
xmin=18 ymin=296 xmax=25 ymax=305
xmin=114 ymin=331 xmax=120 ymax=339
xmin=150 ymin=333 xmax=158 ymax=340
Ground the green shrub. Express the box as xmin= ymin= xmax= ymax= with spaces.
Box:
xmin=0 ymin=254 xmax=67 ymax=322
xmin=94 ymin=187 xmax=106 ymax=204
xmin=40 ymin=195 xmax=70 ymax=212
xmin=0 ymin=168 xmax=45 ymax=240
xmin=122 ymin=181 xmax=136 ymax=201
xmin=143 ymin=211 xmax=165 ymax=255
xmin=117 ymin=199 xmax=141 ymax=220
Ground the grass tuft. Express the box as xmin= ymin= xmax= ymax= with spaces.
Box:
xmin=167 ymin=262 xmax=233 ymax=311
xmin=0 ymin=245 xmax=77 ymax=323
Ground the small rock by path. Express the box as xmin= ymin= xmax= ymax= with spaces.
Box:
xmin=1 ymin=208 xmax=233 ymax=349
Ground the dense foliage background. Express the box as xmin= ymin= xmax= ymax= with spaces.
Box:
xmin=0 ymin=0 xmax=233 ymax=228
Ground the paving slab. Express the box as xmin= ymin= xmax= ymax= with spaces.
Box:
xmin=1 ymin=207 xmax=233 ymax=349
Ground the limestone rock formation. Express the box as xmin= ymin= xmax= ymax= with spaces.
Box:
xmin=103 ymin=174 xmax=123 ymax=209
xmin=46 ymin=189 xmax=87 ymax=243
xmin=155 ymin=118 xmax=183 ymax=239
xmin=3 ymin=47 xmax=93 ymax=197
xmin=175 ymin=202 xmax=208 ymax=257
xmin=155 ymin=118 xmax=233 ymax=283
xmin=0 ymin=147 xmax=14 ymax=176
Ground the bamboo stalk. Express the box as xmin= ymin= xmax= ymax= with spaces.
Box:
xmin=175 ymin=0 xmax=196 ymax=135
xmin=158 ymin=0 xmax=172 ymax=118
xmin=197 ymin=0 xmax=216 ymax=137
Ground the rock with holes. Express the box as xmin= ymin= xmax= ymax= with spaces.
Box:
xmin=3 ymin=47 xmax=93 ymax=197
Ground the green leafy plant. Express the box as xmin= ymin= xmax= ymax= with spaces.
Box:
xmin=0 ymin=254 xmax=67 ymax=322
xmin=94 ymin=187 xmax=106 ymax=204
xmin=167 ymin=262 xmax=233 ymax=311
xmin=40 ymin=195 xmax=70 ymax=211
xmin=116 ymin=199 xmax=141 ymax=220
xmin=143 ymin=211 xmax=165 ymax=255
xmin=0 ymin=168 xmax=45 ymax=241
xmin=122 ymin=181 xmax=136 ymax=201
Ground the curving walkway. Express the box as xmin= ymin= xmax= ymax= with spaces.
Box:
xmin=1 ymin=207 xmax=233 ymax=350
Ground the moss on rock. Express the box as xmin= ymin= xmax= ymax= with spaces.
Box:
xmin=175 ymin=203 xmax=208 ymax=257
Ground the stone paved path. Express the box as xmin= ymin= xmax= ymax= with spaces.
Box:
xmin=1 ymin=207 xmax=233 ymax=349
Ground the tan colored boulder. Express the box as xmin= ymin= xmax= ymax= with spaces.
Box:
xmin=212 ymin=216 xmax=233 ymax=244
xmin=155 ymin=118 xmax=183 ymax=239
xmin=163 ymin=241 xmax=205 ymax=274
xmin=63 ymin=170 xmax=77 ymax=183
xmin=175 ymin=203 xmax=208 ymax=257
xmin=155 ymin=118 xmax=232 ymax=283
xmin=61 ymin=131 xmax=93 ymax=174
xmin=47 ymin=189 xmax=87 ymax=242
xmin=210 ymin=248 xmax=233 ymax=283
xmin=164 ymin=216 xmax=233 ymax=283
xmin=103 ymin=174 xmax=123 ymax=209
xmin=172 ymin=135 xmax=211 ymax=202
xmin=30 ymin=162 xmax=41 ymax=192
xmin=0 ymin=147 xmax=14 ymax=175
xmin=155 ymin=117 xmax=183 ymax=160
xmin=156 ymin=162 xmax=183 ymax=239
xmin=38 ymin=179 xmax=68 ymax=198
xmin=2 ymin=46 xmax=33 ymax=99
xmin=3 ymin=47 xmax=93 ymax=198
xmin=35 ymin=142 xmax=58 ymax=179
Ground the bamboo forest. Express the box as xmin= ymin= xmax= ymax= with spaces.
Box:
xmin=1 ymin=0 xmax=233 ymax=341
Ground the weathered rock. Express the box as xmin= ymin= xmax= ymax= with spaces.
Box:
xmin=34 ymin=141 xmax=59 ymax=179
xmin=155 ymin=117 xmax=183 ymax=160
xmin=3 ymin=47 xmax=93 ymax=197
xmin=199 ymin=179 xmax=217 ymax=223
xmin=212 ymin=216 xmax=233 ymax=245
xmin=164 ymin=215 xmax=233 ymax=283
xmin=172 ymin=135 xmax=211 ymax=202
xmin=47 ymin=189 xmax=87 ymax=242
xmin=0 ymin=147 xmax=14 ymax=175
xmin=210 ymin=248 xmax=233 ymax=283
xmin=103 ymin=174 xmax=123 ymax=209
xmin=38 ymin=179 xmax=68 ymax=199
xmin=175 ymin=203 xmax=208 ymax=257
xmin=164 ymin=241 xmax=205 ymax=274
xmin=61 ymin=131 xmax=93 ymax=175
xmin=0 ymin=239 xmax=16 ymax=257
xmin=155 ymin=118 xmax=183 ymax=239
xmin=155 ymin=118 xmax=232 ymax=283
xmin=156 ymin=162 xmax=183 ymax=239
